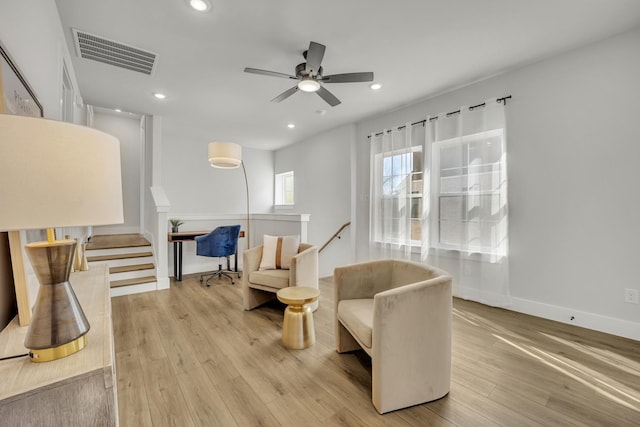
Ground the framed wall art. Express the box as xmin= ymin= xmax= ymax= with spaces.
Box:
xmin=0 ymin=41 xmax=43 ymax=117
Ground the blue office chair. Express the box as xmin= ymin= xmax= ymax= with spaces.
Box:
xmin=195 ymin=225 xmax=241 ymax=286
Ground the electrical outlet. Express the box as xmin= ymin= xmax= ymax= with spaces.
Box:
xmin=624 ymin=288 xmax=639 ymax=304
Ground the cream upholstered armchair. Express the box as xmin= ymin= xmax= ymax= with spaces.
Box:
xmin=334 ymin=259 xmax=452 ymax=414
xmin=242 ymin=242 xmax=319 ymax=311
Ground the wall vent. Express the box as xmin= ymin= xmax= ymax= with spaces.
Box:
xmin=73 ymin=29 xmax=157 ymax=75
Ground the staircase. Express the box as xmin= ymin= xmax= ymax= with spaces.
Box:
xmin=85 ymin=234 xmax=157 ymax=297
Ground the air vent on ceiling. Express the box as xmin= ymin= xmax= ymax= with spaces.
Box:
xmin=73 ymin=29 xmax=157 ymax=75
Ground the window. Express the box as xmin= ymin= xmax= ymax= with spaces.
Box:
xmin=432 ymin=129 xmax=507 ymax=255
xmin=373 ymin=146 xmax=422 ymax=245
xmin=275 ymin=171 xmax=294 ymax=206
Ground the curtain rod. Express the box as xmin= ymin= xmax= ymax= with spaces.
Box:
xmin=367 ymin=95 xmax=511 ymax=139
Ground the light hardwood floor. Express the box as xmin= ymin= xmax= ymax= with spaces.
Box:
xmin=112 ymin=275 xmax=640 ymax=426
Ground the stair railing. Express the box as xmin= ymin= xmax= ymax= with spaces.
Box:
xmin=319 ymin=221 xmax=351 ymax=253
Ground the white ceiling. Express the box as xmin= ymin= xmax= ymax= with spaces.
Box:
xmin=55 ymin=0 xmax=640 ymax=150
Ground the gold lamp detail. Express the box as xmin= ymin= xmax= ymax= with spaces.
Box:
xmin=208 ymin=142 xmax=251 ymax=248
xmin=0 ymin=114 xmax=124 ymax=362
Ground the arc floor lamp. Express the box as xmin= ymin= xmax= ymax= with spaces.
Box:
xmin=0 ymin=114 xmax=123 ymax=362
xmin=207 ymin=142 xmax=251 ymax=248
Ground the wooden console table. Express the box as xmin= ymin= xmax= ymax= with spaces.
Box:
xmin=0 ymin=265 xmax=118 ymax=426
xmin=168 ymin=230 xmax=244 ymax=281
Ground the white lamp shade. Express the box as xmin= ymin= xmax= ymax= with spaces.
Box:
xmin=0 ymin=114 xmax=124 ymax=231
xmin=208 ymin=142 xmax=242 ymax=169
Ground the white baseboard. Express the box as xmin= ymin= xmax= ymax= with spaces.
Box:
xmin=173 ymin=261 xmax=243 ymax=277
xmin=510 ymin=297 xmax=640 ymax=342
xmin=156 ymin=276 xmax=170 ymax=290
xmin=110 ymin=281 xmax=157 ymax=297
xmin=455 ymin=286 xmax=512 ymax=308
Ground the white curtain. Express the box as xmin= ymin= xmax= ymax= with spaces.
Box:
xmin=369 ymin=123 xmax=425 ymax=260
xmin=369 ymin=100 xmax=510 ymax=307
xmin=425 ymin=100 xmax=510 ymax=307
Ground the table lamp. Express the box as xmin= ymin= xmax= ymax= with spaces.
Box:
xmin=0 ymin=114 xmax=123 ymax=362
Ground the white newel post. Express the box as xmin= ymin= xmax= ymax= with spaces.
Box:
xmin=151 ymin=186 xmax=170 ymax=290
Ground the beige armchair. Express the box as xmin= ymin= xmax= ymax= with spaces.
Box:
xmin=334 ymin=259 xmax=452 ymax=414
xmin=242 ymin=243 xmax=319 ymax=311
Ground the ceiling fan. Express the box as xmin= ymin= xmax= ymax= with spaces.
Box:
xmin=244 ymin=41 xmax=374 ymax=107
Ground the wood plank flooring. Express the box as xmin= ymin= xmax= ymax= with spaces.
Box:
xmin=112 ymin=275 xmax=640 ymax=426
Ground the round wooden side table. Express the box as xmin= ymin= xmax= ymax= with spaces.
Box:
xmin=276 ymin=286 xmax=320 ymax=349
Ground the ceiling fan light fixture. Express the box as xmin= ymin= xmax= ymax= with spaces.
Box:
xmin=190 ymin=0 xmax=211 ymax=11
xmin=244 ymin=41 xmax=373 ymax=106
xmin=298 ymin=78 xmax=320 ymax=93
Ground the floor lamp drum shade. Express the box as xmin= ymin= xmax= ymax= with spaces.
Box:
xmin=0 ymin=114 xmax=124 ymax=362
xmin=208 ymin=141 xmax=242 ymax=169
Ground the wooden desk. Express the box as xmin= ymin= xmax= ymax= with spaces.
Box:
xmin=0 ymin=265 xmax=117 ymax=426
xmin=168 ymin=230 xmax=244 ymax=281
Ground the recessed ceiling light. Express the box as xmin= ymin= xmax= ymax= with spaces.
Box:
xmin=315 ymin=109 xmax=327 ymax=116
xmin=190 ymin=0 xmax=211 ymax=12
xmin=114 ymin=108 xmax=121 ymax=113
xmin=370 ymin=83 xmax=382 ymax=90
xmin=287 ymin=123 xmax=295 ymax=129
xmin=153 ymin=93 xmax=166 ymax=99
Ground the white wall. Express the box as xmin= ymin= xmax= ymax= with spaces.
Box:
xmin=144 ymin=116 xmax=170 ymax=289
xmin=92 ymin=112 xmax=141 ymax=234
xmin=275 ymin=124 xmax=355 ymax=277
xmin=161 ymin=131 xmax=274 ymax=216
xmin=0 ymin=0 xmax=81 ymax=120
xmin=354 ymin=28 xmax=640 ymax=339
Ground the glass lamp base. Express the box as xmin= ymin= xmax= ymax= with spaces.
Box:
xmin=24 ymin=239 xmax=91 ymax=363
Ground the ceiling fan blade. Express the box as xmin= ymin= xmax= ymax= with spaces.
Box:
xmin=244 ymin=67 xmax=297 ymax=79
xmin=305 ymin=42 xmax=325 ymax=75
xmin=320 ymin=72 xmax=374 ymax=83
xmin=316 ymin=86 xmax=341 ymax=107
xmin=271 ymin=86 xmax=299 ymax=103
